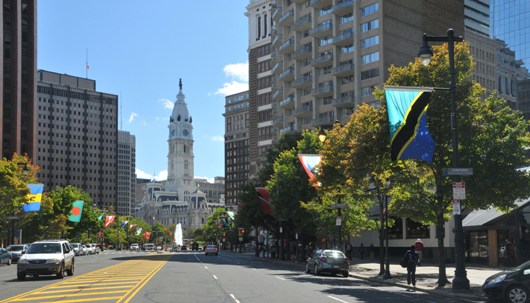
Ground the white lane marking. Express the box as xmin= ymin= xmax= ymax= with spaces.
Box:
xmin=212 ymin=275 xmax=218 ymax=280
xmin=275 ymin=276 xmax=286 ymax=281
xmin=328 ymin=295 xmax=349 ymax=303
xmin=204 ymin=266 xmax=208 ymax=269
xmin=230 ymin=294 xmax=240 ymax=303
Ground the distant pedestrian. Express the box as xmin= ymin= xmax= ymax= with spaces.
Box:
xmin=415 ymin=238 xmax=424 ymax=266
xmin=359 ymin=243 xmax=366 ymax=260
xmin=345 ymin=242 xmax=353 ymax=260
xmin=402 ymin=245 xmax=419 ymax=291
xmin=369 ymin=244 xmax=374 ymax=261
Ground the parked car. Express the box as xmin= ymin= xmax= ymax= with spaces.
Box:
xmin=305 ymin=249 xmax=349 ymax=277
xmin=17 ymin=239 xmax=75 ymax=280
xmin=6 ymin=244 xmax=30 ymax=263
xmin=71 ymin=243 xmax=85 ymax=256
xmin=0 ymin=248 xmax=12 ymax=266
xmin=88 ymin=243 xmax=100 ymax=254
xmin=482 ymin=260 xmax=530 ymax=303
xmin=205 ymin=244 xmax=218 ymax=256
xmin=130 ymin=243 xmax=139 ymax=251
xmin=84 ymin=244 xmax=95 ymax=255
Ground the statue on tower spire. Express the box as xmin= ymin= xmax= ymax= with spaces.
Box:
xmin=179 ymin=78 xmax=182 ymax=91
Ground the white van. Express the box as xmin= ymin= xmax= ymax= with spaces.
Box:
xmin=145 ymin=243 xmax=155 ymax=251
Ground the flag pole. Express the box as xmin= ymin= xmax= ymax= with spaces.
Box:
xmin=85 ymin=48 xmax=89 ymax=79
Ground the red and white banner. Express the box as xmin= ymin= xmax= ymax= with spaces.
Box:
xmin=104 ymin=215 xmax=115 ymax=228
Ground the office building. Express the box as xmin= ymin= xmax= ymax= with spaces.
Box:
xmin=36 ymin=70 xmax=118 ymax=210
xmin=224 ymin=91 xmax=250 ymax=210
xmin=117 ymin=130 xmax=136 ymax=216
xmin=270 ymin=0 xmax=464 ymax=144
xmin=1 ymin=0 xmax=37 ymax=160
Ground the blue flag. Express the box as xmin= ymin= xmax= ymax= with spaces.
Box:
xmin=385 ymin=87 xmax=435 ymax=163
xmin=23 ymin=184 xmax=44 ymax=212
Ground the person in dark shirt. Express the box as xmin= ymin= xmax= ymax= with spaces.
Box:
xmin=403 ymin=245 xmax=419 ymax=291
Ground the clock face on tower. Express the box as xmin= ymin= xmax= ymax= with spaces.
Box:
xmin=183 ymin=129 xmax=189 ymax=137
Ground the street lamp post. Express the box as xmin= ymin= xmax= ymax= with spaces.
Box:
xmin=383 ymin=193 xmax=391 ymax=279
xmin=418 ymin=28 xmax=469 ymax=291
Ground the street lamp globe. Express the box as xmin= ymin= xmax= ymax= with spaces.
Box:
xmin=417 ymin=37 xmax=434 ymax=66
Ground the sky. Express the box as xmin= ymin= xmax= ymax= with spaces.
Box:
xmin=37 ymin=1 xmax=250 ymax=183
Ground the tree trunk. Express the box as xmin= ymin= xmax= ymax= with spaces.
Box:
xmin=436 ymin=211 xmax=449 ymax=286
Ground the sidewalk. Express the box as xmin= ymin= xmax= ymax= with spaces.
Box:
xmin=247 ymin=252 xmax=501 ymax=302
xmin=347 ymin=259 xmax=499 ymax=301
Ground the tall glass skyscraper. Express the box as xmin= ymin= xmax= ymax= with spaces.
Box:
xmin=491 ymin=0 xmax=530 ymax=69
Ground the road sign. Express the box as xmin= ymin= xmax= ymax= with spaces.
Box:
xmin=331 ymin=203 xmax=348 ymax=209
xmin=443 ymin=167 xmax=473 ymax=176
xmin=453 ymin=200 xmax=461 ymax=215
xmin=453 ymin=181 xmax=466 ymax=200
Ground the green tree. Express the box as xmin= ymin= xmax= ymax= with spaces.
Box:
xmin=321 ymin=41 xmax=530 ymax=286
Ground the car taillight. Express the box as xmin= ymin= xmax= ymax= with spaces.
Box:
xmin=344 ymin=259 xmax=350 ymax=265
xmin=319 ymin=257 xmax=327 ymax=262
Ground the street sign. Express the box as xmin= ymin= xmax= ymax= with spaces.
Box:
xmin=336 ymin=216 xmax=342 ymax=226
xmin=331 ymin=203 xmax=348 ymax=209
xmin=443 ymin=167 xmax=473 ymax=176
xmin=453 ymin=181 xmax=466 ymax=200
xmin=453 ymin=199 xmax=461 ymax=215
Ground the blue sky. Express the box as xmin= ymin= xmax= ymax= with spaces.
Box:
xmin=37 ymin=1 xmax=250 ymax=182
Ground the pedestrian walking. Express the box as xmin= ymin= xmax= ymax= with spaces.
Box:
xmin=345 ymin=242 xmax=353 ymax=260
xmin=369 ymin=243 xmax=374 ymax=261
xmin=359 ymin=243 xmax=366 ymax=260
xmin=402 ymin=245 xmax=419 ymax=291
xmin=415 ymin=238 xmax=424 ymax=266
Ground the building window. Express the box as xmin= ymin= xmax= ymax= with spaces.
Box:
xmin=405 ymin=219 xmax=430 ymax=239
xmin=361 ymin=19 xmax=378 ymax=33
xmin=361 ymin=3 xmax=378 ymax=16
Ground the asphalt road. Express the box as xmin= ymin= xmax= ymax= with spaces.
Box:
xmin=0 ymin=250 xmax=486 ymax=303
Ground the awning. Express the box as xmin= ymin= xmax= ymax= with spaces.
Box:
xmin=463 ymin=197 xmax=530 ymax=228
xmin=462 ymin=208 xmax=503 ymax=228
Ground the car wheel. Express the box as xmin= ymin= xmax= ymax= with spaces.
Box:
xmin=56 ymin=265 xmax=64 ymax=279
xmin=67 ymin=262 xmax=74 ymax=276
xmin=17 ymin=272 xmax=26 ymax=281
xmin=314 ymin=264 xmax=319 ymax=276
xmin=305 ymin=263 xmax=311 ymax=274
xmin=342 ymin=271 xmax=349 ymax=278
xmin=506 ymin=285 xmax=529 ymax=303
xmin=7 ymin=258 xmax=11 ymax=266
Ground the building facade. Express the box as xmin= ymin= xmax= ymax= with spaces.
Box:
xmin=0 ymin=0 xmax=37 ymax=161
xmin=36 ymin=70 xmax=118 ymax=210
xmin=246 ymin=0 xmax=275 ymax=179
xmin=117 ymin=130 xmax=136 ymax=216
xmin=224 ymin=91 xmax=250 ymax=210
xmin=270 ymin=0 xmax=464 ymax=141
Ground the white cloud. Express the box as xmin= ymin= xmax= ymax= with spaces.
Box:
xmin=209 ymin=136 xmax=224 ymax=142
xmin=215 ymin=81 xmax=249 ymax=96
xmin=224 ymin=62 xmax=249 ymax=82
xmin=215 ymin=62 xmax=249 ymax=96
xmin=195 ymin=176 xmax=215 ymax=183
xmin=135 ymin=168 xmax=167 ymax=181
xmin=160 ymin=98 xmax=173 ymax=110
xmin=128 ymin=112 xmax=138 ymax=123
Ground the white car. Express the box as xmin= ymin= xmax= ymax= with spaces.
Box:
xmin=88 ymin=243 xmax=100 ymax=254
xmin=85 ymin=244 xmax=95 ymax=255
xmin=130 ymin=243 xmax=139 ymax=251
xmin=17 ymin=239 xmax=75 ymax=280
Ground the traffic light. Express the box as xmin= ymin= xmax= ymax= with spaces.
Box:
xmin=238 ymin=228 xmax=244 ymax=237
xmin=241 ymin=229 xmax=245 ymax=236
xmin=222 ymin=232 xmax=226 ymax=238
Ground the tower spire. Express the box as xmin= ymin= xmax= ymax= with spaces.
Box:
xmin=179 ymin=78 xmax=182 ymax=91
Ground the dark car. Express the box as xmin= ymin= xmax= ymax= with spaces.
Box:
xmin=6 ymin=244 xmax=30 ymax=263
xmin=482 ymin=260 xmax=530 ymax=303
xmin=305 ymin=249 xmax=349 ymax=277
xmin=0 ymin=248 xmax=12 ymax=266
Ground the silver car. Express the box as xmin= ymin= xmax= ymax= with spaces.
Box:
xmin=305 ymin=249 xmax=350 ymax=277
xmin=17 ymin=240 xmax=75 ymax=280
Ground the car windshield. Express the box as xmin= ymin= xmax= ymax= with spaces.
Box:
xmin=27 ymin=243 xmax=61 ymax=254
xmin=6 ymin=245 xmax=24 ymax=251
xmin=324 ymin=251 xmax=345 ymax=259
xmin=511 ymin=260 xmax=530 ymax=271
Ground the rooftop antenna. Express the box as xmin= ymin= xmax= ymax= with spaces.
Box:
xmin=85 ymin=48 xmax=90 ymax=79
